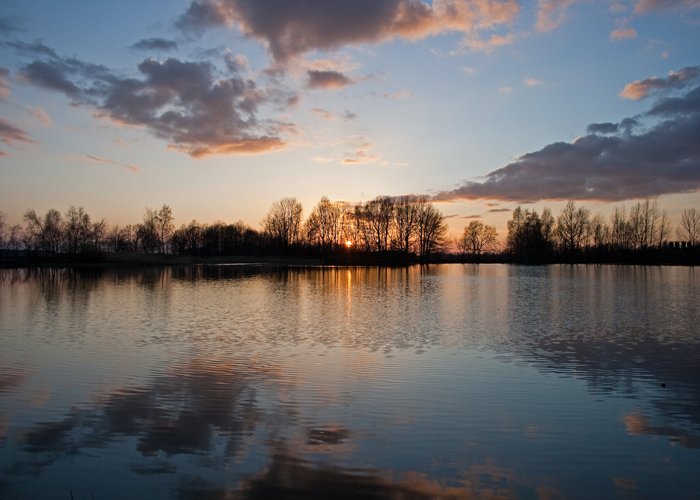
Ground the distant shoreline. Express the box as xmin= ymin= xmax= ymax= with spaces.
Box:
xmin=1 ymin=249 xmax=696 ymax=268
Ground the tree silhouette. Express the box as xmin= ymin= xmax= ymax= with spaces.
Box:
xmin=458 ymin=220 xmax=498 ymax=263
xmin=261 ymin=197 xmax=303 ymax=251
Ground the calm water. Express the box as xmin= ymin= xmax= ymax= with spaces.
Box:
xmin=0 ymin=265 xmax=698 ymax=499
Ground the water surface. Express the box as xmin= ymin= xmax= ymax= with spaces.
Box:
xmin=1 ymin=265 xmax=698 ymax=499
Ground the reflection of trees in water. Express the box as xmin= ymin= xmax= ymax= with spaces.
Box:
xmin=501 ymin=265 xmax=700 ymax=442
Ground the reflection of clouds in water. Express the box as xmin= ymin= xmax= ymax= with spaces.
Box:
xmin=622 ymin=412 xmax=699 ymax=449
xmin=178 ymin=452 xmax=560 ymax=500
xmin=4 ymin=358 xmax=282 ymax=478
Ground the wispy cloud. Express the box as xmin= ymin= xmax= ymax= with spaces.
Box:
xmin=0 ymin=117 xmax=36 ymax=148
xmin=610 ymin=28 xmax=637 ymax=41
xmin=524 ymin=77 xmax=541 ymax=86
xmin=26 ymin=106 xmax=52 ymax=126
xmin=535 ymin=0 xmax=579 ymax=32
xmin=383 ymin=89 xmax=414 ymax=99
xmin=458 ymin=33 xmax=515 ymax=53
xmin=0 ymin=67 xmax=9 ymax=100
xmin=130 ymin=38 xmax=178 ymax=52
xmin=634 ymin=0 xmax=698 ymax=14
xmin=306 ymin=70 xmax=356 ymax=89
xmin=498 ymin=86 xmax=512 ymax=93
xmin=313 ymin=156 xmax=334 ymax=163
xmin=68 ymin=154 xmax=141 ymax=172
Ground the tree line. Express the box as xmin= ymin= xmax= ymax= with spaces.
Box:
xmin=1 ymin=197 xmax=698 ymax=264
xmin=0 ymin=196 xmax=450 ymax=261
xmin=505 ymin=201 xmax=699 ymax=263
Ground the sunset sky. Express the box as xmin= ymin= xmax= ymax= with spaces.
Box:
xmin=1 ymin=0 xmax=699 ymax=235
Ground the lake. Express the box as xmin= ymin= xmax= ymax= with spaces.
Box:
xmin=1 ymin=264 xmax=698 ymax=499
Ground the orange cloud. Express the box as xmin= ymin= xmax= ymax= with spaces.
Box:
xmin=459 ymin=33 xmax=515 ymax=53
xmin=177 ymin=0 xmax=521 ymax=63
xmin=535 ymin=0 xmax=579 ymax=32
xmin=610 ymin=28 xmax=637 ymax=40
xmin=634 ymin=0 xmax=698 ymax=14
xmin=620 ymin=66 xmax=699 ymax=99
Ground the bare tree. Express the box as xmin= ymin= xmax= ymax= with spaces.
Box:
xmin=589 ymin=213 xmax=610 ymax=249
xmin=0 ymin=211 xmax=7 ymax=249
xmin=91 ymin=219 xmax=108 ymax=251
xmin=458 ymin=220 xmax=498 ymax=262
xmin=24 ymin=208 xmax=63 ymax=253
xmin=8 ymin=225 xmax=24 ymax=251
xmin=677 ymin=208 xmax=700 ymax=247
xmin=656 ymin=209 xmax=672 ymax=248
xmin=414 ymin=198 xmax=448 ymax=259
xmin=629 ymin=200 xmax=664 ymax=249
xmin=306 ymin=196 xmax=346 ymax=251
xmin=392 ymin=196 xmax=418 ymax=254
xmin=64 ymin=205 xmax=91 ymax=254
xmin=556 ymin=201 xmax=590 ymax=259
xmin=154 ymin=204 xmax=174 ymax=254
xmin=138 ymin=208 xmax=160 ymax=253
xmin=261 ymin=197 xmax=303 ymax=250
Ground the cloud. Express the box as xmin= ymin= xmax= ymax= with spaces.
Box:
xmin=341 ymin=110 xmax=357 ymax=121
xmin=634 ymin=0 xmax=698 ymax=14
xmin=586 ymin=122 xmax=619 ymax=134
xmin=620 ymin=66 xmax=699 ymax=99
xmin=306 ymin=70 xmax=356 ymax=89
xmin=310 ymin=108 xmax=357 ymax=121
xmin=525 ymin=77 xmax=541 ymax=86
xmin=535 ymin=0 xmax=578 ymax=32
xmin=463 ymin=66 xmax=476 ymax=74
xmin=610 ymin=28 xmax=637 ymax=40
xmin=462 ymin=214 xmax=483 ymax=218
xmin=609 ymin=3 xmax=628 ymax=12
xmin=458 ymin=33 xmax=515 ymax=53
xmin=383 ymin=89 xmax=414 ymax=99
xmin=311 ymin=108 xmax=334 ymax=119
xmin=176 ymin=0 xmax=521 ymax=63
xmin=26 ymin=106 xmax=52 ymax=126
xmin=0 ymin=16 xmax=22 ymax=35
xmin=0 ymin=67 xmax=9 ymax=100
xmin=430 ymin=74 xmax=700 ymax=203
xmin=343 ymin=136 xmax=379 ymax=164
xmin=486 ymin=208 xmax=512 ymax=212
xmin=130 ymin=38 xmax=179 ymax=52
xmin=6 ymin=39 xmax=58 ymax=58
xmin=498 ymin=86 xmax=512 ymax=92
xmin=313 ymin=156 xmax=334 ymax=162
xmin=69 ymin=154 xmax=141 ymax=173
xmin=224 ymin=52 xmax=249 ymax=73
xmin=0 ymin=117 xmax=36 ymax=147
xmin=17 ymin=45 xmax=290 ymax=158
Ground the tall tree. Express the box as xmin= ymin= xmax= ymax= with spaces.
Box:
xmin=392 ymin=196 xmax=418 ymax=254
xmin=556 ymin=201 xmax=590 ymax=259
xmin=261 ymin=197 xmax=303 ymax=250
xmin=677 ymin=208 xmax=700 ymax=247
xmin=154 ymin=204 xmax=174 ymax=254
xmin=414 ymin=198 xmax=447 ymax=259
xmin=458 ymin=220 xmax=498 ymax=262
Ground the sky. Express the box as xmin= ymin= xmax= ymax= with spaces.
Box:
xmin=0 ymin=0 xmax=699 ymax=237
